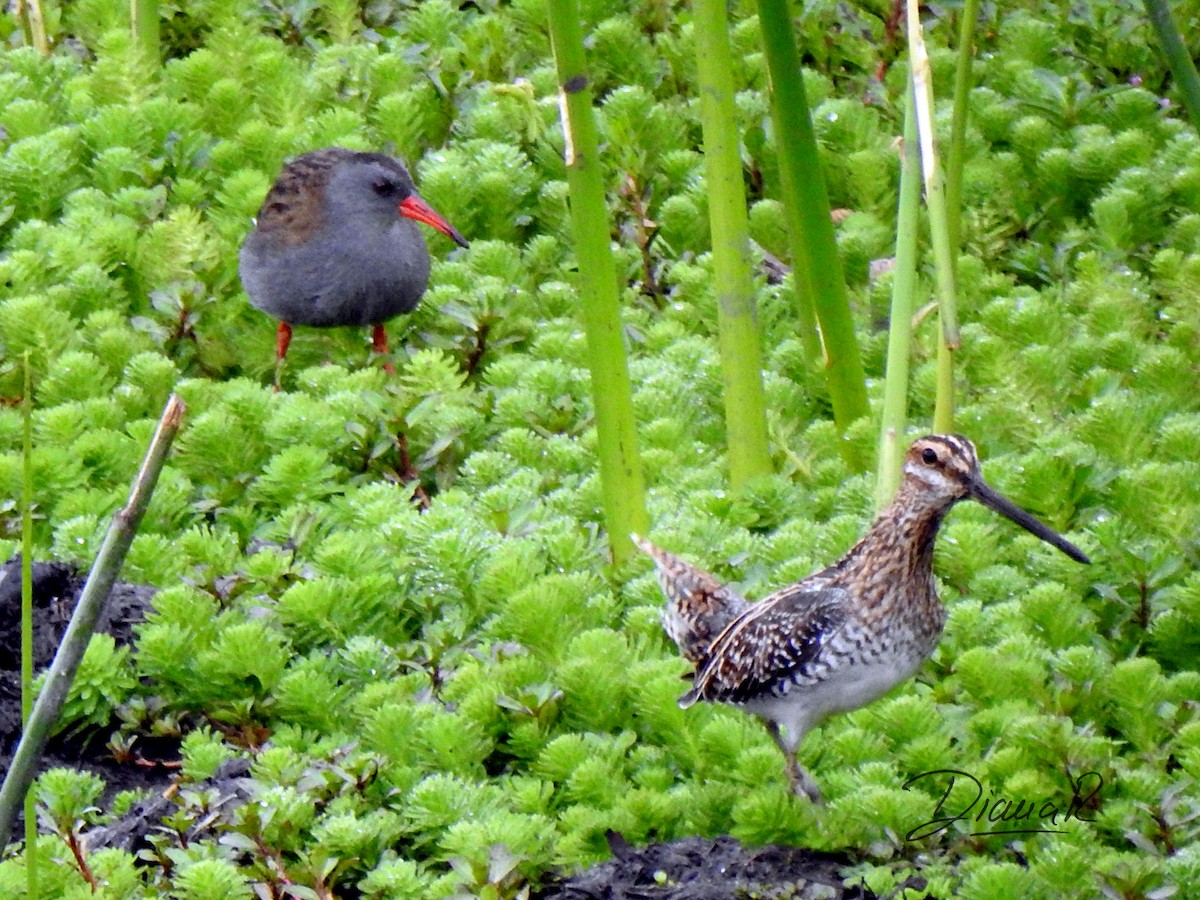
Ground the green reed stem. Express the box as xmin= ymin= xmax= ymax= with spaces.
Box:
xmin=757 ymin=0 xmax=870 ymax=453
xmin=131 ymin=0 xmax=160 ymax=62
xmin=945 ymin=0 xmax=980 ymax=256
xmin=933 ymin=325 xmax=954 ymax=432
xmin=547 ymin=0 xmax=649 ymax=563
xmin=694 ymin=0 xmax=773 ymax=488
xmin=17 ymin=0 xmax=49 ymax=54
xmin=877 ymin=89 xmax=921 ymax=509
xmin=131 ymin=0 xmax=160 ymax=63
xmin=755 ymin=0 xmax=820 ymax=363
xmin=1144 ymin=0 xmax=1200 ymax=129
xmin=21 ymin=354 xmax=37 ymax=896
xmin=908 ymin=0 xmax=959 ymax=430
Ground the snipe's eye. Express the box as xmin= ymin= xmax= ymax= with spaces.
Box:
xmin=921 ymin=447 xmax=938 ymax=465
xmin=372 ymin=179 xmax=398 ymax=196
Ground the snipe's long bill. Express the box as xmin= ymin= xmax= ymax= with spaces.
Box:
xmin=959 ymin=471 xmax=1089 ymax=564
xmin=635 ymin=434 xmax=1090 ymax=803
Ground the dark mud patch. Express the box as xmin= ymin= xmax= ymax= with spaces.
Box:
xmin=536 ymin=832 xmax=881 ymax=899
xmin=0 ymin=556 xmax=173 ymax=836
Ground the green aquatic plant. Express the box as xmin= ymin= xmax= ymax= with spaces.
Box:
xmin=0 ymin=0 xmax=1197 ymax=895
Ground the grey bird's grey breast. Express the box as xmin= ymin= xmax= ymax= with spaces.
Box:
xmin=239 ymin=217 xmax=431 ymax=327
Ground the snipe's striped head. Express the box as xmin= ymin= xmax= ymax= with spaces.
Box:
xmin=903 ymin=435 xmax=1090 ymax=565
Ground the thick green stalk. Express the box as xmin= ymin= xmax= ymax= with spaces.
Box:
xmin=945 ymin=0 xmax=980 ymax=255
xmin=0 ymin=396 xmax=186 ymax=852
xmin=908 ymin=0 xmax=959 ymax=429
xmin=1144 ymin=0 xmax=1200 ymax=129
xmin=546 ymin=0 xmax=649 ymax=563
xmin=694 ymin=0 xmax=773 ymax=487
xmin=933 ymin=325 xmax=954 ymax=432
xmin=21 ymin=355 xmax=37 ymax=897
xmin=17 ymin=0 xmax=49 ymax=54
xmin=876 ymin=89 xmax=920 ymax=509
xmin=756 ymin=0 xmax=870 ymax=446
xmin=754 ymin=0 xmax=819 ymax=363
xmin=131 ymin=0 xmax=160 ymax=63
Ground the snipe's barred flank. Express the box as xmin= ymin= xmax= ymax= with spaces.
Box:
xmin=635 ymin=435 xmax=1090 ymax=803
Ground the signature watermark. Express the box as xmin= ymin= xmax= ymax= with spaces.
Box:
xmin=902 ymin=769 xmax=1103 ymax=840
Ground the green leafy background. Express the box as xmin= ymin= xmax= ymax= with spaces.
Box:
xmin=0 ymin=0 xmax=1198 ymax=896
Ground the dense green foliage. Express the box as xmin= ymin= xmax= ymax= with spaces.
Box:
xmin=1 ymin=0 xmax=1199 ymax=895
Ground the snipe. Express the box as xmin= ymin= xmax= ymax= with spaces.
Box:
xmin=635 ymin=434 xmax=1090 ymax=802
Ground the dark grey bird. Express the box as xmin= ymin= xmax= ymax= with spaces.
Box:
xmin=636 ymin=434 xmax=1090 ymax=802
xmin=238 ymin=147 xmax=469 ymax=387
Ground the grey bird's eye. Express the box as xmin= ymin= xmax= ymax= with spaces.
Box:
xmin=921 ymin=448 xmax=938 ymax=465
xmin=372 ymin=178 xmax=398 ymax=197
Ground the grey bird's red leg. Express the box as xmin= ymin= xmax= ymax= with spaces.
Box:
xmin=372 ymin=324 xmax=397 ymax=375
xmin=274 ymin=321 xmax=293 ymax=392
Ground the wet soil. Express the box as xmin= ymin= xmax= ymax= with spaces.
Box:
xmin=536 ymin=832 xmax=878 ymax=900
xmin=0 ymin=555 xmax=172 ymax=815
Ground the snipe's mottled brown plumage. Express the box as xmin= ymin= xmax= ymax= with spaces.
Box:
xmin=635 ymin=435 xmax=1090 ymax=802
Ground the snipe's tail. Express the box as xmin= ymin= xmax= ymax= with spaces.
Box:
xmin=632 ymin=533 xmax=750 ymax=668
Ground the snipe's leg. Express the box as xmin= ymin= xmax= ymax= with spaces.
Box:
xmin=274 ymin=321 xmax=293 ymax=392
xmin=372 ymin=323 xmax=397 ymax=375
xmin=764 ymin=721 xmax=823 ymax=804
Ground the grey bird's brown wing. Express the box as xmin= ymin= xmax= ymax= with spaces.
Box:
xmin=682 ymin=583 xmax=850 ymax=707
xmin=253 ymin=148 xmax=359 ymax=246
xmin=633 ymin=535 xmax=750 ymax=667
